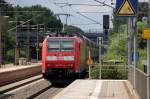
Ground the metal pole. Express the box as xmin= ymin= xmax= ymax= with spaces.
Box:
xmin=147 ymin=0 xmax=150 ymax=98
xmin=0 ymin=6 xmax=2 ymax=67
xmin=62 ymin=23 xmax=65 ymax=33
xmin=26 ymin=22 xmax=30 ymax=63
xmin=127 ymin=18 xmax=132 ymax=81
xmin=133 ymin=18 xmax=137 ymax=89
xmin=66 ymin=15 xmax=68 ymax=26
xmin=44 ymin=24 xmax=45 ymax=32
xmin=0 ymin=21 xmax=1 ymax=67
xmin=99 ymin=37 xmax=102 ymax=79
xmin=147 ymin=40 xmax=150 ymax=99
xmin=15 ymin=16 xmax=19 ymax=65
xmin=89 ymin=64 xmax=91 ymax=79
xmin=127 ymin=18 xmax=131 ymax=67
xmin=36 ymin=24 xmax=39 ymax=62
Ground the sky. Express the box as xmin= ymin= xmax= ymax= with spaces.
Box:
xmin=6 ymin=0 xmax=148 ymax=32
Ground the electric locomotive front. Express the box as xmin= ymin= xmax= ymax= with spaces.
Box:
xmin=42 ymin=37 xmax=76 ymax=78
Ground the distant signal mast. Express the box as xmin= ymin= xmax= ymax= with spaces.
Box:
xmin=55 ymin=13 xmax=72 ymax=32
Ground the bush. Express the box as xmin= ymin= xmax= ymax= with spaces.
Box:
xmin=5 ymin=49 xmax=14 ymax=63
xmin=90 ymin=65 xmax=127 ymax=79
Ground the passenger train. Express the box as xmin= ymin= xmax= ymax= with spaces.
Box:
xmin=42 ymin=35 xmax=99 ymax=78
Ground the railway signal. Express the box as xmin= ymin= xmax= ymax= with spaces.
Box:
xmin=103 ymin=15 xmax=109 ymax=45
xmin=103 ymin=15 xmax=109 ymax=29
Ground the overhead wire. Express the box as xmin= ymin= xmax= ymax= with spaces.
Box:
xmin=76 ymin=11 xmax=111 ymax=14
xmin=8 ymin=12 xmax=47 ymax=31
xmin=54 ymin=2 xmax=104 ymax=7
xmin=47 ymin=0 xmax=70 ymax=24
xmin=47 ymin=0 xmax=69 ymax=14
xmin=93 ymin=0 xmax=114 ymax=9
xmin=71 ymin=23 xmax=100 ymax=26
xmin=47 ymin=0 xmax=92 ymax=26
xmin=47 ymin=0 xmax=104 ymax=30
xmin=69 ymin=5 xmax=102 ymax=25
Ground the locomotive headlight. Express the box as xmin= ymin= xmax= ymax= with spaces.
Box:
xmin=64 ymin=56 xmax=74 ymax=61
xmin=46 ymin=56 xmax=57 ymax=60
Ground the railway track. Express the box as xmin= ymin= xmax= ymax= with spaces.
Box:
xmin=0 ymin=63 xmax=87 ymax=99
xmin=0 ymin=64 xmax=41 ymax=87
xmin=0 ymin=75 xmax=70 ymax=99
xmin=28 ymin=86 xmax=64 ymax=99
xmin=0 ymin=75 xmax=43 ymax=94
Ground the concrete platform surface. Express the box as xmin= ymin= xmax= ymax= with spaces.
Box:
xmin=53 ymin=80 xmax=140 ymax=99
xmin=0 ymin=63 xmax=41 ymax=73
xmin=0 ymin=63 xmax=42 ymax=86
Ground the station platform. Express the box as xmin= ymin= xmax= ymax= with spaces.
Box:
xmin=53 ymin=80 xmax=140 ymax=99
xmin=0 ymin=63 xmax=41 ymax=73
xmin=0 ymin=63 xmax=42 ymax=86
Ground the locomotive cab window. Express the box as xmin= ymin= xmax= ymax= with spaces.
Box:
xmin=47 ymin=40 xmax=60 ymax=52
xmin=61 ymin=39 xmax=74 ymax=52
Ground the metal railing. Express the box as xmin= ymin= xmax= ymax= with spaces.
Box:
xmin=89 ymin=63 xmax=149 ymax=99
xmin=89 ymin=62 xmax=128 ymax=79
xmin=128 ymin=66 xmax=150 ymax=99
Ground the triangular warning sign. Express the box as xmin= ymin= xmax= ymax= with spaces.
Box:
xmin=117 ymin=0 xmax=136 ymax=16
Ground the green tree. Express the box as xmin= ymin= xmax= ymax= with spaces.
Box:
xmin=13 ymin=5 xmax=62 ymax=30
xmin=137 ymin=21 xmax=147 ymax=49
xmin=105 ymin=24 xmax=127 ymax=60
xmin=138 ymin=2 xmax=148 ymax=21
xmin=1 ymin=1 xmax=63 ymax=63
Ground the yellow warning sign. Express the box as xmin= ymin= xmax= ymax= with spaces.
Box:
xmin=143 ymin=28 xmax=150 ymax=39
xmin=87 ymin=59 xmax=93 ymax=65
xmin=87 ymin=50 xmax=93 ymax=65
xmin=117 ymin=0 xmax=136 ymax=16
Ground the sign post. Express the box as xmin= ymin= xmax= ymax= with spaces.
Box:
xmin=127 ymin=18 xmax=132 ymax=71
xmin=99 ymin=37 xmax=102 ymax=79
xmin=116 ymin=0 xmax=137 ymax=89
xmin=87 ymin=50 xmax=93 ymax=79
xmin=143 ymin=28 xmax=150 ymax=99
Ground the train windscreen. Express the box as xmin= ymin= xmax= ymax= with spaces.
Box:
xmin=47 ymin=38 xmax=74 ymax=52
xmin=61 ymin=39 xmax=74 ymax=52
xmin=47 ymin=40 xmax=60 ymax=52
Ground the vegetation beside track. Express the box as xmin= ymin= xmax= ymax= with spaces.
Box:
xmin=90 ymin=63 xmax=127 ymax=79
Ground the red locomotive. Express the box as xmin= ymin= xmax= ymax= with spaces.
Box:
xmin=42 ymin=36 xmax=99 ymax=78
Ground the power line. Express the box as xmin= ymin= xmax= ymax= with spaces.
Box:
xmin=72 ymin=23 xmax=100 ymax=26
xmin=93 ymin=0 xmax=114 ymax=9
xmin=47 ymin=0 xmax=66 ymax=14
xmin=54 ymin=2 xmax=104 ymax=7
xmin=48 ymin=0 xmax=103 ymax=29
xmin=8 ymin=12 xmax=45 ymax=32
xmin=77 ymin=12 xmax=101 ymax=25
xmin=8 ymin=18 xmax=32 ymax=32
xmin=47 ymin=0 xmax=71 ymax=25
xmin=55 ymin=13 xmax=71 ymax=25
xmin=56 ymin=2 xmax=103 ymax=25
xmin=69 ymin=6 xmax=102 ymax=25
xmin=77 ymin=11 xmax=111 ymax=14
xmin=0 ymin=11 xmax=46 ymax=13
